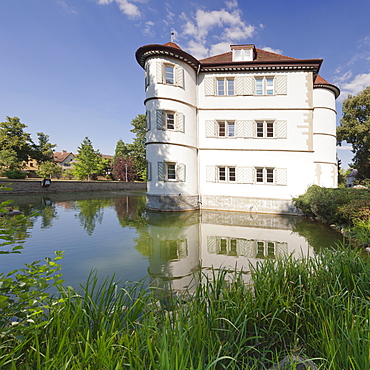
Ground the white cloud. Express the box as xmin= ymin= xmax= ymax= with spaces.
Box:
xmin=143 ymin=21 xmax=155 ymax=36
xmin=338 ymin=72 xmax=370 ymax=101
xmin=262 ymin=46 xmax=283 ymax=55
xmin=56 ymin=0 xmax=78 ymax=14
xmin=186 ymin=40 xmax=209 ymax=59
xmin=210 ymin=42 xmax=231 ymax=56
xmin=225 ymin=0 xmax=238 ymax=9
xmin=97 ymin=0 xmax=141 ymax=19
xmin=180 ymin=3 xmax=255 ymax=59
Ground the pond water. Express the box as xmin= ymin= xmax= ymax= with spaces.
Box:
xmin=0 ymin=191 xmax=344 ymax=291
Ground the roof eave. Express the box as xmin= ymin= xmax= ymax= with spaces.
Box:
xmin=313 ymin=83 xmax=341 ymax=99
xmin=135 ymin=44 xmax=200 ymax=70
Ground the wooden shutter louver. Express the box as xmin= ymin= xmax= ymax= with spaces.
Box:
xmin=237 ymin=166 xmax=254 ymax=184
xmin=275 ymin=120 xmax=287 ymax=139
xmin=156 ymin=110 xmax=164 ymax=130
xmin=275 ymin=75 xmax=287 ymax=95
xmin=205 ymin=120 xmax=216 ymax=137
xmin=276 ymin=168 xmax=287 ymax=186
xmin=175 ymin=66 xmax=184 ymax=88
xmin=176 ymin=112 xmax=184 ymax=132
xmin=177 ymin=163 xmax=186 ymax=182
xmin=207 ymin=236 xmax=217 ymax=253
xmin=236 ymin=120 xmax=254 ymax=138
xmin=157 ymin=162 xmax=164 ymax=181
xmin=245 ymin=76 xmax=254 ymax=95
xmin=146 ymin=161 xmax=152 ymax=181
xmin=206 ymin=165 xmax=216 ymax=182
xmin=204 ymin=77 xmax=215 ymax=96
xmin=146 ymin=110 xmax=151 ymax=131
xmin=156 ymin=62 xmax=163 ymax=84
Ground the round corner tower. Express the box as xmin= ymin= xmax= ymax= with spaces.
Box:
xmin=136 ymin=42 xmax=200 ymax=211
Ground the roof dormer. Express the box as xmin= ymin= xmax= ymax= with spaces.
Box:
xmin=231 ymin=44 xmax=256 ymax=62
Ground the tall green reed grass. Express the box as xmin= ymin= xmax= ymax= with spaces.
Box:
xmin=1 ymin=246 xmax=370 ymax=369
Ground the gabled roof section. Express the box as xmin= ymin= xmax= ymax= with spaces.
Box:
xmin=54 ymin=151 xmax=74 ymax=163
xmin=199 ymin=47 xmax=323 ymax=75
xmin=200 ymin=48 xmax=298 ymax=64
xmin=314 ymin=75 xmax=340 ymax=98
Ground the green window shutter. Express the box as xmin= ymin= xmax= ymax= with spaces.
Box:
xmin=146 ymin=110 xmax=151 ymax=131
xmin=275 ymin=75 xmax=287 ymax=95
xmin=207 ymin=236 xmax=217 ymax=253
xmin=275 ymin=120 xmax=287 ymax=139
xmin=177 ymin=163 xmax=186 ymax=182
xmin=156 ymin=110 xmax=164 ymax=130
xmin=204 ymin=77 xmax=215 ymax=96
xmin=245 ymin=76 xmax=254 ymax=95
xmin=237 ymin=166 xmax=254 ymax=184
xmin=146 ymin=161 xmax=151 ymax=181
xmin=158 ymin=162 xmax=164 ymax=181
xmin=145 ymin=63 xmax=150 ymax=88
xmin=206 ymin=165 xmax=216 ymax=182
xmin=205 ymin=120 xmax=216 ymax=137
xmin=175 ymin=66 xmax=184 ymax=88
xmin=276 ymin=168 xmax=287 ymax=185
xmin=156 ymin=62 xmax=163 ymax=84
xmin=236 ymin=120 xmax=253 ymax=138
xmin=176 ymin=112 xmax=184 ymax=133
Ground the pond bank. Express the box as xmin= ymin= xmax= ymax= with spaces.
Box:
xmin=0 ymin=178 xmax=147 ymax=194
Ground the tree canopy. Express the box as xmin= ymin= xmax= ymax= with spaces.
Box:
xmin=0 ymin=116 xmax=56 ymax=170
xmin=337 ymin=86 xmax=370 ymax=179
xmin=74 ymin=137 xmax=103 ymax=181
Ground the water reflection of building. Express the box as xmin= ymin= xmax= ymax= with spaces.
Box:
xmin=146 ymin=211 xmax=316 ymax=290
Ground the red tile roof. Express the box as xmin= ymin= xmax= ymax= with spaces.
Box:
xmin=163 ymin=42 xmax=182 ymax=50
xmin=54 ymin=151 xmax=74 ymax=163
xmin=314 ymin=75 xmax=340 ymax=98
xmin=200 ymin=48 xmax=298 ymax=64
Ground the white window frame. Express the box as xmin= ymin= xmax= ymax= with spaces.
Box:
xmin=216 ymin=77 xmax=235 ymax=96
xmin=217 ymin=166 xmax=236 ymax=183
xmin=217 ymin=121 xmax=235 ymax=137
xmin=164 ymin=64 xmax=175 ymax=85
xmin=255 ymin=76 xmax=275 ymax=95
xmin=255 ymin=167 xmax=275 ymax=184
xmin=256 ymin=120 xmax=274 ymax=138
xmin=166 ymin=162 xmax=177 ymax=181
xmin=165 ymin=111 xmax=176 ymax=130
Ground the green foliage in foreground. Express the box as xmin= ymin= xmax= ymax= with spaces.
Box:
xmin=1 ymin=248 xmax=370 ymax=369
xmin=294 ymin=185 xmax=370 ymax=246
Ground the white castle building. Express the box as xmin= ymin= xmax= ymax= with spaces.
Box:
xmin=136 ymin=42 xmax=340 ymax=214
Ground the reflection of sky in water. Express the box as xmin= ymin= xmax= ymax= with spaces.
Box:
xmin=0 ymin=192 xmax=343 ymax=291
xmin=0 ymin=204 xmax=148 ymax=288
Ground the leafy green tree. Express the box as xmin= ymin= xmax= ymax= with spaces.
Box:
xmin=36 ymin=162 xmax=63 ymax=179
xmin=128 ymin=114 xmax=146 ymax=181
xmin=114 ymin=139 xmax=129 ymax=159
xmin=0 ymin=148 xmax=21 ymax=170
xmin=74 ymin=137 xmax=103 ymax=181
xmin=337 ymin=86 xmax=370 ymax=179
xmin=0 ymin=117 xmax=33 ymax=166
xmin=32 ymin=132 xmax=56 ymax=164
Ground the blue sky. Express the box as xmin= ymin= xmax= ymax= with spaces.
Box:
xmin=1 ymin=0 xmax=370 ymax=168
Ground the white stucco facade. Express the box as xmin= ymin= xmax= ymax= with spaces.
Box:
xmin=136 ymin=43 xmax=340 ymax=214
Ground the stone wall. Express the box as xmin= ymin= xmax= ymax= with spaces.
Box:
xmin=0 ymin=179 xmax=147 ymax=194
